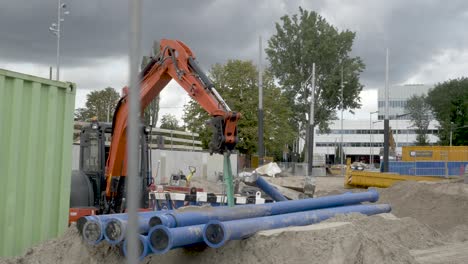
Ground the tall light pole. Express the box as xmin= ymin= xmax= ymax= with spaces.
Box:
xmin=302 ymin=67 xmax=315 ymax=165
xmin=49 ymin=0 xmax=70 ymax=81
xmin=307 ymin=63 xmax=316 ymax=176
xmin=383 ymin=48 xmax=390 ymax=172
xmin=450 ymin=122 xmax=454 ymax=147
xmin=340 ymin=66 xmax=346 ymax=175
xmin=369 ymin=111 xmax=379 ymax=166
xmin=258 ymin=36 xmax=264 ymax=166
xmin=371 ymin=120 xmax=382 ymax=167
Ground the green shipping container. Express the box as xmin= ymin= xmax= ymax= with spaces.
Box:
xmin=0 ymin=69 xmax=76 ymax=257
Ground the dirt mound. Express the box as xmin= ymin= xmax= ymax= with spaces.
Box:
xmin=3 ymin=180 xmax=468 ymax=264
xmin=1 ymin=213 xmax=449 ymax=264
xmin=0 ymin=225 xmax=124 ymax=264
xmin=378 ymin=181 xmax=468 ymax=233
xmin=146 ymin=214 xmax=420 ymax=264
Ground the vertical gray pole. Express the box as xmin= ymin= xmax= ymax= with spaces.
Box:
xmin=258 ymin=36 xmax=264 ymax=166
xmin=383 ymin=48 xmax=390 ymax=172
xmin=307 ymin=63 xmax=315 ymax=176
xmin=450 ymin=122 xmax=453 ymax=146
xmin=56 ymin=0 xmax=61 ymax=81
xmin=127 ymin=0 xmax=141 ymax=263
xmin=340 ymin=66 xmax=344 ymax=175
xmin=49 ymin=66 xmax=53 ymax=80
xmin=107 ymin=104 xmax=110 ymax=123
xmin=369 ymin=112 xmax=372 ymax=166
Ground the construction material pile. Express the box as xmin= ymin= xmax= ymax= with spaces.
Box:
xmin=78 ymin=190 xmax=389 ymax=260
xmin=3 ymin=180 xmax=468 ymax=264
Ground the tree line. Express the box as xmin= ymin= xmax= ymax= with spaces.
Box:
xmin=406 ymin=79 xmax=468 ymax=146
xmin=75 ymin=6 xmax=466 ymax=162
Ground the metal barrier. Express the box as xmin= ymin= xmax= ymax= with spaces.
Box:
xmin=389 ymin=149 xmax=468 ymax=177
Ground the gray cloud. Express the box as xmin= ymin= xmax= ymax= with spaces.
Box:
xmin=1 ymin=0 xmax=468 ymax=92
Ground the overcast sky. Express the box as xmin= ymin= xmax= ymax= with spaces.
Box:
xmin=2 ymin=0 xmax=468 ymax=123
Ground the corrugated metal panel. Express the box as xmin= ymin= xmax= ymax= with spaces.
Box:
xmin=0 ymin=69 xmax=76 ymax=257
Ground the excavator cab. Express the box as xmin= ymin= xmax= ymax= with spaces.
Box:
xmin=70 ymin=120 xmax=151 ymax=221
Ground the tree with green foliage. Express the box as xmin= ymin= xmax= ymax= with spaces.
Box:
xmin=427 ymin=78 xmax=468 ymax=146
xmin=74 ymin=107 xmax=89 ymax=121
xmin=160 ymin=113 xmax=180 ymax=130
xmin=405 ymin=95 xmax=431 ymax=145
xmin=76 ymin=87 xmax=120 ymax=122
xmin=183 ymin=60 xmax=295 ymax=159
xmin=266 ymin=7 xmax=365 ymax=161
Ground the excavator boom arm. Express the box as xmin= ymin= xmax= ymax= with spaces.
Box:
xmin=105 ymin=39 xmax=240 ymax=198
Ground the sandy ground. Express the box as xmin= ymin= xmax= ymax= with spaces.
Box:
xmin=2 ymin=177 xmax=468 ymax=264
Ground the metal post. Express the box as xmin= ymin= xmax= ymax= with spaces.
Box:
xmin=49 ymin=66 xmax=53 ymax=80
xmin=56 ymin=0 xmax=61 ymax=81
xmin=370 ymin=120 xmax=373 ymax=167
xmin=340 ymin=66 xmax=344 ymax=176
xmin=258 ymin=36 xmax=264 ymax=166
xmin=450 ymin=122 xmax=453 ymax=146
xmin=395 ymin=118 xmax=399 ymax=159
xmin=127 ymin=0 xmax=141 ymax=263
xmin=107 ymin=104 xmax=110 ymax=123
xmin=307 ymin=63 xmax=316 ymax=176
xmin=223 ymin=152 xmax=235 ymax=207
xmin=383 ymin=48 xmax=390 ymax=172
xmin=369 ymin=111 xmax=378 ymax=167
xmin=370 ymin=114 xmax=373 ymax=166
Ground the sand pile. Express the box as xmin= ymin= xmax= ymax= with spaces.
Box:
xmin=378 ymin=181 xmax=468 ymax=233
xmin=0 ymin=213 xmax=450 ymax=264
xmin=146 ymin=213 xmax=444 ymax=264
xmin=0 ymin=225 xmax=124 ymax=264
xmin=3 ymin=181 xmax=468 ymax=264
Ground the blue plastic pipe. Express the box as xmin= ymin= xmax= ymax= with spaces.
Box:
xmin=81 ymin=215 xmax=106 ymax=245
xmin=122 ymin=234 xmax=150 ymax=261
xmin=203 ymin=204 xmax=391 ymax=248
xmin=147 ymin=224 xmax=205 ymax=254
xmin=255 ymin=176 xmax=287 ymax=201
xmin=80 ymin=211 xmax=169 ymax=245
xmin=103 ymin=216 xmax=152 ymax=245
xmin=149 ymin=190 xmax=380 ymax=228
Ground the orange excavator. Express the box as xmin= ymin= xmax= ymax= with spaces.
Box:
xmin=69 ymin=39 xmax=240 ymax=220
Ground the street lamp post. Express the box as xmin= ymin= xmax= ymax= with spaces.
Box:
xmin=340 ymin=66 xmax=347 ymax=176
xmin=49 ymin=0 xmax=69 ymax=81
xmin=371 ymin=120 xmax=383 ymax=167
xmin=302 ymin=65 xmax=315 ymax=173
xmin=369 ymin=111 xmax=379 ymax=166
xmin=450 ymin=122 xmax=454 ymax=147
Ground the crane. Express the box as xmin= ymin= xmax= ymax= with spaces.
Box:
xmin=104 ymin=39 xmax=240 ymax=212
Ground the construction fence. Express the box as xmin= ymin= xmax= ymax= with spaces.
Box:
xmin=388 ymin=146 xmax=468 ymax=177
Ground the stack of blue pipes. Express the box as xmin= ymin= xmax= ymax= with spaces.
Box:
xmin=77 ymin=189 xmax=391 ymax=261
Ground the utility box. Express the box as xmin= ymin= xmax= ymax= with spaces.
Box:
xmin=0 ymin=69 xmax=76 ymax=256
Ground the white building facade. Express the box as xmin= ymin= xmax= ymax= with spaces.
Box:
xmin=313 ymin=84 xmax=439 ymax=163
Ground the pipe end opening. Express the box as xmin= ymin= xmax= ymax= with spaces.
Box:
xmin=82 ymin=221 xmax=102 ymax=244
xmin=105 ymin=219 xmax=123 ymax=243
xmin=149 ymin=216 xmax=163 ymax=227
xmin=205 ymin=223 xmax=224 ymax=245
xmin=150 ymin=228 xmax=170 ymax=253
